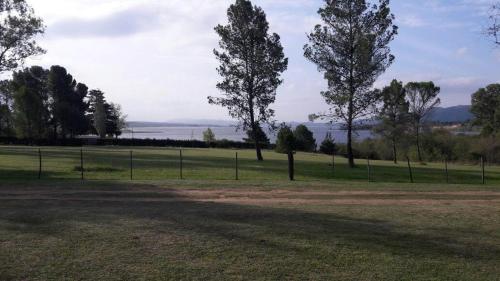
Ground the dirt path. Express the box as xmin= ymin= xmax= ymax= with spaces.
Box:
xmin=1 ymin=188 xmax=500 ymax=206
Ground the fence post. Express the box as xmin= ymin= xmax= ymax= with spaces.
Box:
xmin=235 ymin=152 xmax=239 ymax=180
xmin=481 ymin=156 xmax=485 ymax=185
xmin=367 ymin=157 xmax=371 ymax=182
xmin=180 ymin=149 xmax=183 ymax=180
xmin=332 ymin=152 xmax=335 ymax=178
xmin=288 ymin=151 xmax=295 ymax=181
xmin=80 ymin=149 xmax=84 ymax=181
xmin=130 ymin=150 xmax=133 ymax=180
xmin=38 ymin=148 xmax=42 ymax=180
xmin=445 ymin=158 xmax=449 ymax=184
xmin=407 ymin=157 xmax=414 ymax=183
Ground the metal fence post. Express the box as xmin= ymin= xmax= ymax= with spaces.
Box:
xmin=481 ymin=156 xmax=485 ymax=185
xmin=407 ymin=157 xmax=414 ymax=183
xmin=235 ymin=152 xmax=239 ymax=180
xmin=80 ymin=149 xmax=84 ymax=181
xmin=332 ymin=152 xmax=335 ymax=178
xmin=130 ymin=150 xmax=133 ymax=180
xmin=367 ymin=157 xmax=371 ymax=182
xmin=180 ymin=149 xmax=183 ymax=180
xmin=38 ymin=148 xmax=42 ymax=180
xmin=445 ymin=159 xmax=449 ymax=184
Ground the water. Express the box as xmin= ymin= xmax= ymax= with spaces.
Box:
xmin=121 ymin=125 xmax=373 ymax=144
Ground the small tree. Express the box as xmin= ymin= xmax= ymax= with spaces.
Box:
xmin=275 ymin=125 xmax=295 ymax=154
xmin=0 ymin=0 xmax=45 ymax=73
xmin=405 ymin=81 xmax=441 ymax=162
xmin=374 ymin=80 xmax=410 ymax=164
xmin=304 ymin=0 xmax=398 ymax=168
xmin=203 ymin=128 xmax=216 ymax=144
xmin=471 ymin=84 xmax=500 ymax=136
xmin=294 ymin=124 xmax=316 ymax=152
xmin=209 ymin=0 xmax=288 ymax=161
xmin=320 ymin=132 xmax=336 ymax=155
xmin=275 ymin=124 xmax=296 ymax=180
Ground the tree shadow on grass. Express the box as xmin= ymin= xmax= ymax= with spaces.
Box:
xmin=1 ymin=184 xmax=498 ymax=261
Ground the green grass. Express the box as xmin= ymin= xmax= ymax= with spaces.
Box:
xmin=0 ymin=180 xmax=499 ymax=280
xmin=0 ymin=146 xmax=498 ymax=185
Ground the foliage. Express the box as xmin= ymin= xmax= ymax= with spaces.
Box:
xmin=304 ymin=0 xmax=397 ymax=167
xmin=0 ymin=80 xmax=14 ymax=136
xmin=244 ymin=125 xmax=270 ymax=146
xmin=405 ymin=81 xmax=441 ymax=162
xmin=293 ymin=124 xmax=316 ymax=152
xmin=487 ymin=3 xmax=500 ymax=46
xmin=90 ymin=90 xmax=106 ymax=139
xmin=0 ymin=0 xmax=45 ymax=73
xmin=319 ymin=132 xmax=336 ymax=155
xmin=203 ymin=128 xmax=216 ymax=144
xmin=1 ymin=65 xmax=124 ymax=140
xmin=471 ymin=84 xmax=500 ymax=136
xmin=11 ymin=66 xmax=49 ymax=139
xmin=373 ymin=80 xmax=410 ymax=163
xmin=275 ymin=124 xmax=295 ymax=154
xmin=209 ymin=0 xmax=288 ymax=161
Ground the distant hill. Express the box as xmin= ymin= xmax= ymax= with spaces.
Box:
xmin=428 ymin=105 xmax=473 ymax=123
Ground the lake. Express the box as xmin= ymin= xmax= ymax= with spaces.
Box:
xmin=121 ymin=125 xmax=373 ymax=144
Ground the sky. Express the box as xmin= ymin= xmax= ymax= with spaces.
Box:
xmin=22 ymin=0 xmax=500 ymax=122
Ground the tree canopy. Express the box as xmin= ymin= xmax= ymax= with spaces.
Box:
xmin=471 ymin=84 xmax=500 ymax=136
xmin=0 ymin=0 xmax=45 ymax=73
xmin=405 ymin=81 xmax=441 ymax=162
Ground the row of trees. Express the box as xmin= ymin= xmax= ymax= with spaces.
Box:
xmin=209 ymin=0 xmax=499 ymax=167
xmin=0 ymin=65 xmax=126 ymax=139
xmin=0 ymin=0 xmax=125 ymax=140
xmin=209 ymin=0 xmax=396 ymax=166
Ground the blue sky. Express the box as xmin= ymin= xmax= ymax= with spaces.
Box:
xmin=25 ymin=0 xmax=500 ymax=122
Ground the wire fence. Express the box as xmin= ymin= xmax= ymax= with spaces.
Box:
xmin=0 ymin=146 xmax=497 ymax=185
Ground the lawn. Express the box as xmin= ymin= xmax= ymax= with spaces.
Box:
xmin=0 ymin=180 xmax=499 ymax=280
xmin=0 ymin=146 xmax=498 ymax=185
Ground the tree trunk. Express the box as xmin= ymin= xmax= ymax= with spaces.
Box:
xmin=347 ymin=122 xmax=355 ymax=168
xmin=416 ymin=125 xmax=422 ymax=162
xmin=255 ymin=137 xmax=263 ymax=161
xmin=392 ymin=137 xmax=398 ymax=164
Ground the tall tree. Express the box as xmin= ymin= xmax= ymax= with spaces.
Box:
xmin=405 ymin=81 xmax=441 ymax=162
xmin=47 ymin=66 xmax=88 ymax=138
xmin=106 ymin=102 xmax=126 ymax=138
xmin=487 ymin=3 xmax=500 ymax=46
xmin=0 ymin=79 xmax=14 ymax=136
xmin=0 ymin=0 xmax=45 ymax=73
xmin=304 ymin=0 xmax=397 ymax=168
xmin=374 ymin=80 xmax=410 ymax=164
xmin=89 ymin=90 xmax=107 ymax=139
xmin=11 ymin=66 xmax=49 ymax=139
xmin=471 ymin=84 xmax=500 ymax=136
xmin=209 ymin=0 xmax=288 ymax=161
xmin=244 ymin=125 xmax=270 ymax=146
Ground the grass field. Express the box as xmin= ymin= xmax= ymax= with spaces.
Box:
xmin=0 ymin=146 xmax=499 ymax=185
xmin=1 ymin=146 xmax=500 ymax=280
xmin=0 ymin=180 xmax=499 ymax=280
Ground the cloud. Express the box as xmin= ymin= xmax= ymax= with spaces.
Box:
xmin=456 ymin=47 xmax=468 ymax=57
xmin=399 ymin=15 xmax=427 ymax=27
xmin=48 ymin=6 xmax=163 ymax=38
